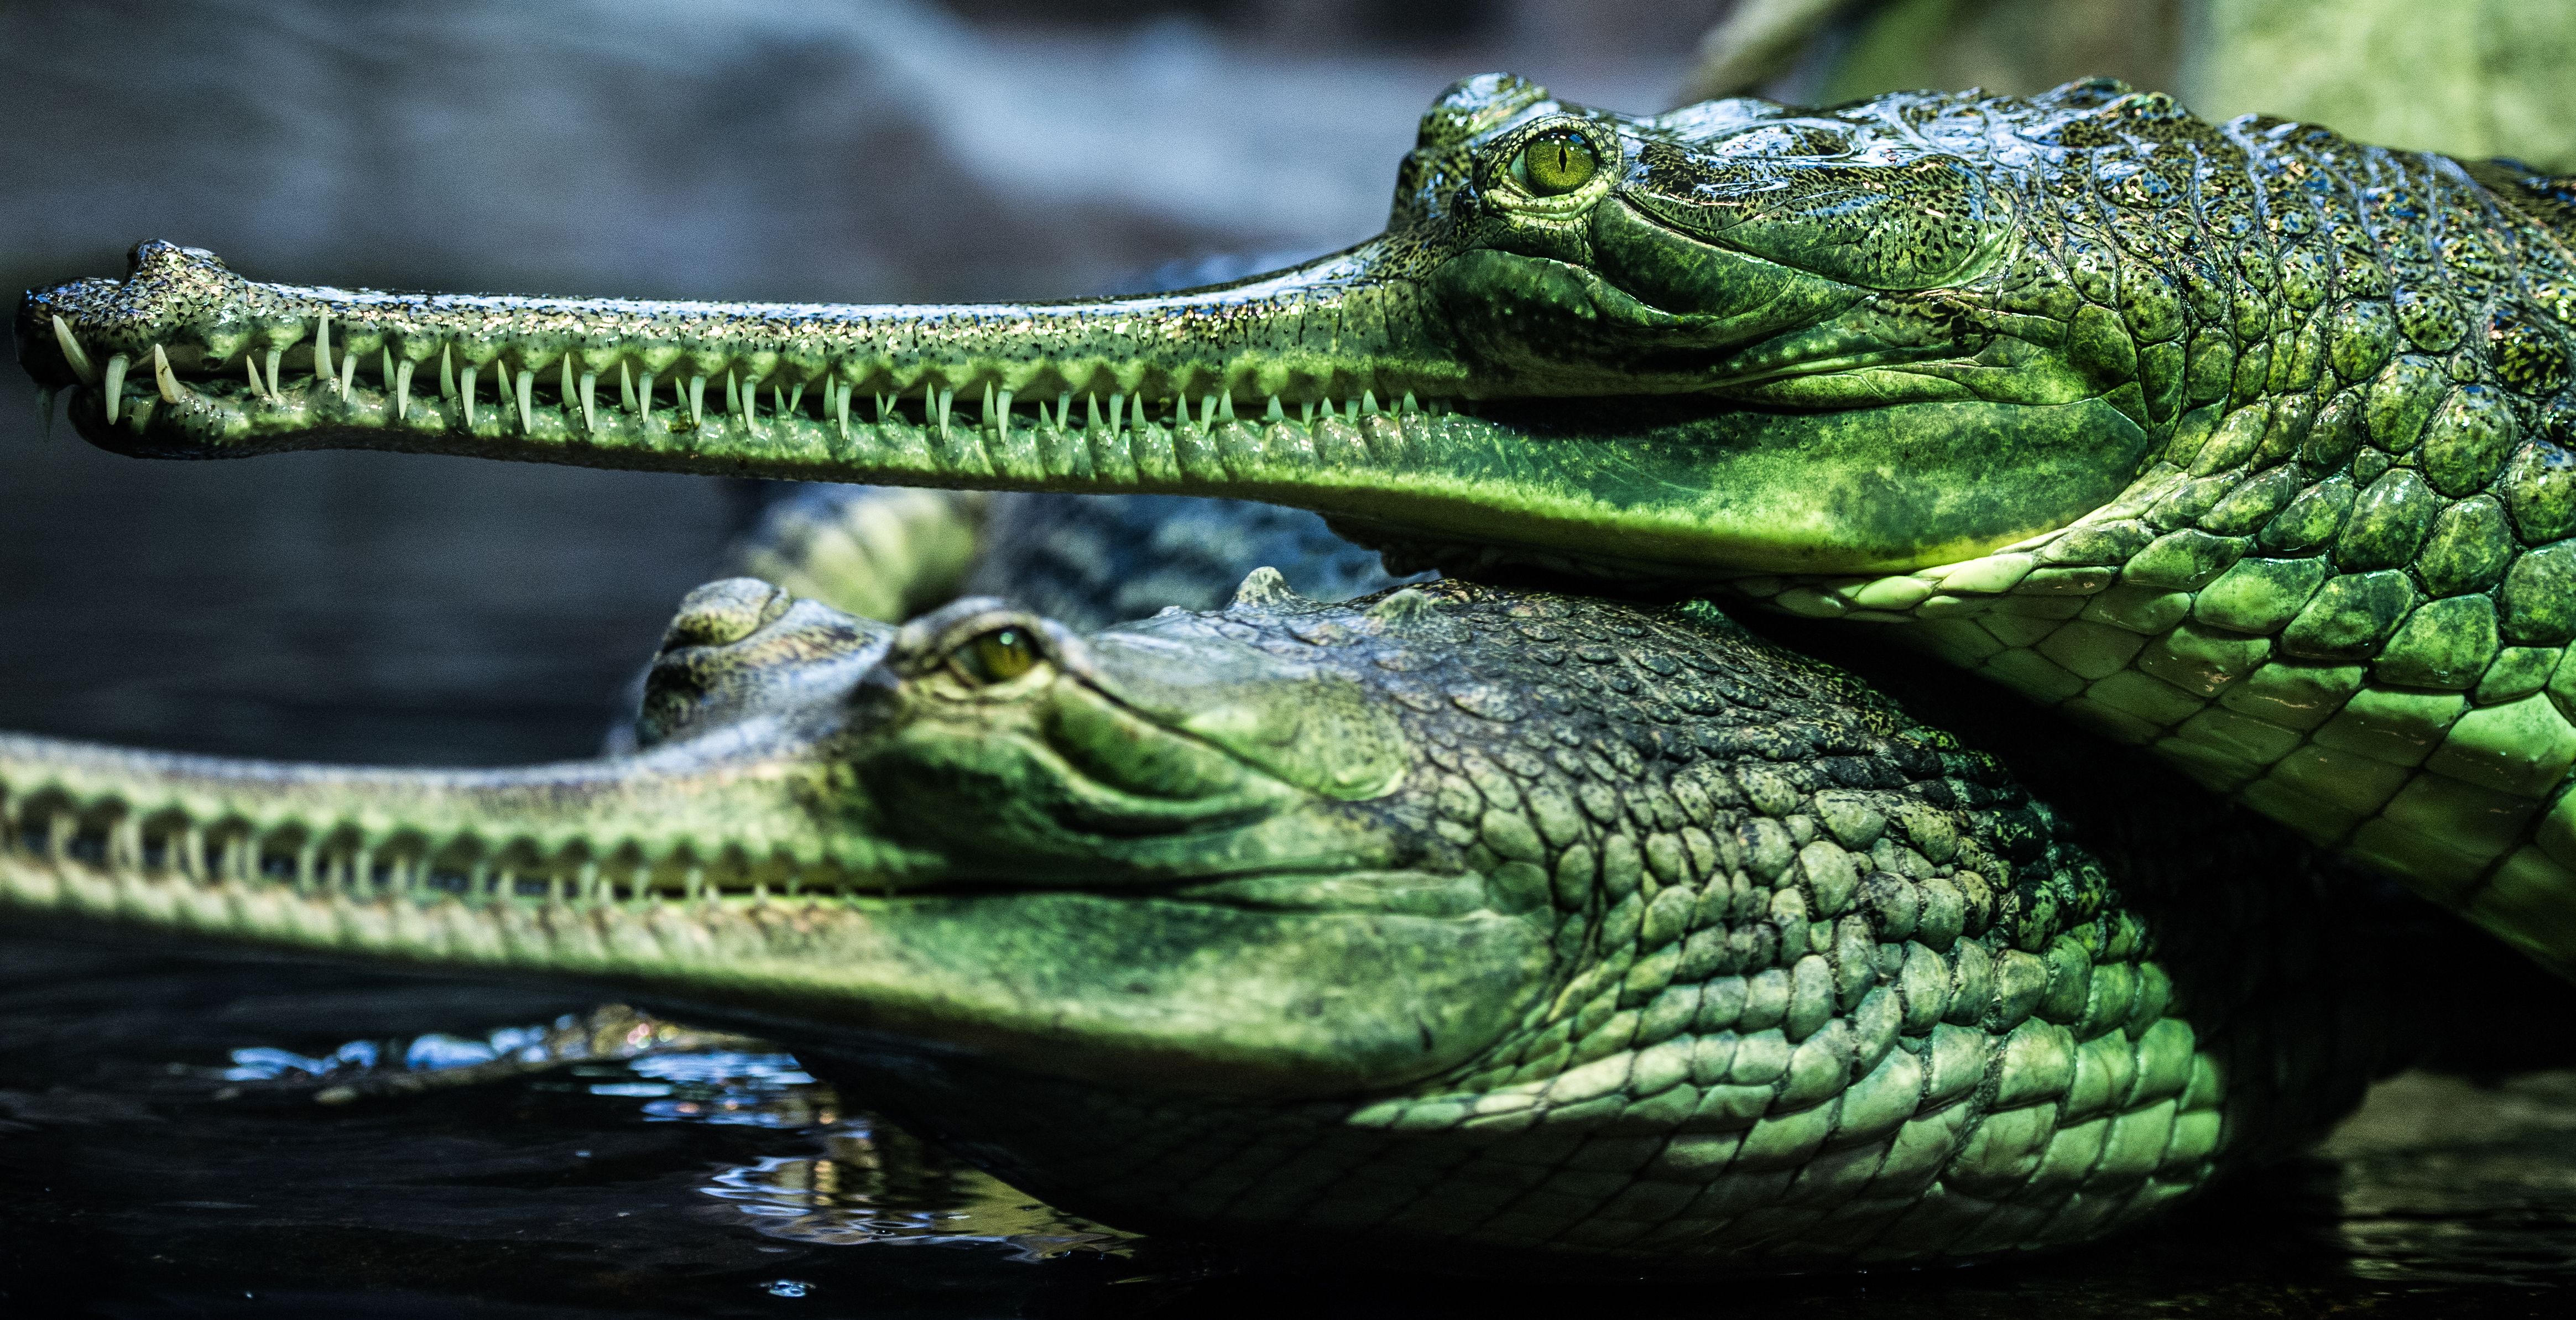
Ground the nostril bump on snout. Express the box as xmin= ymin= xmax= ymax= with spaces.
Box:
xmin=664 ymin=577 xmax=793 ymax=649
xmin=126 ymin=239 xmax=227 ymax=279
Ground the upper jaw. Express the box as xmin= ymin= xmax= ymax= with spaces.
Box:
xmin=17 ymin=238 xmax=1476 ymax=456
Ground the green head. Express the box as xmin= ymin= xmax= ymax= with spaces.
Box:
xmin=0 ymin=575 xmax=1548 ymax=1097
xmin=20 ymin=77 xmax=2182 ymax=576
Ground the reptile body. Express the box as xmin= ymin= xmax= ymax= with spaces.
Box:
xmin=0 ymin=555 xmax=2415 ymax=1271
xmin=23 ymin=76 xmax=2576 ymax=972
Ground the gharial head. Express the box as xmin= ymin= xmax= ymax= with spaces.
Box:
xmin=0 ymin=573 xmax=1546 ymax=1098
xmin=23 ymin=76 xmax=2271 ymax=578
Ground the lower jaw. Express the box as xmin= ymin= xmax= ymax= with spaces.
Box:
xmin=69 ymin=374 xmax=1769 ymax=576
xmin=76 ymin=364 xmax=2136 ymax=583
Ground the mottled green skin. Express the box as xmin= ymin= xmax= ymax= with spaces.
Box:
xmin=20 ymin=77 xmax=2576 ymax=964
xmin=0 ymin=574 xmax=2407 ymax=1272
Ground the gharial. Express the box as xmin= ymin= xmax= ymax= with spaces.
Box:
xmin=0 ymin=478 xmax=2449 ymax=1273
xmin=24 ymin=75 xmax=2576 ymax=977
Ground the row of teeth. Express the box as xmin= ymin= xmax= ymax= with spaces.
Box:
xmin=4 ymin=789 xmax=853 ymax=905
xmin=51 ymin=314 xmax=1454 ymax=436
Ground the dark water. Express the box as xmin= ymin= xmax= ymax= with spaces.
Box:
xmin=1 ymin=932 xmax=2572 ymax=1319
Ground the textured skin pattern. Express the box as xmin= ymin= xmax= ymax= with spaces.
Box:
xmin=1688 ymin=88 xmax=2576 ymax=973
xmin=962 ymin=492 xmax=1419 ymax=631
xmin=736 ymin=484 xmax=1420 ymax=632
xmin=20 ymin=69 xmax=2576 ymax=969
xmin=22 ymin=77 xmax=2576 ymax=972
xmin=816 ymin=581 xmax=2406 ymax=1271
xmin=0 ymin=571 xmax=2410 ymax=1273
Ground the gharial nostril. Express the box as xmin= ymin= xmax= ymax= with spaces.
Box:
xmin=661 ymin=577 xmax=793 ymax=649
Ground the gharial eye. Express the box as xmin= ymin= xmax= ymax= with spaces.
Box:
xmin=949 ymin=625 xmax=1043 ymax=685
xmin=1518 ymin=129 xmax=1599 ymax=196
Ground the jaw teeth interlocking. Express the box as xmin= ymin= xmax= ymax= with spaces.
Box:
xmin=50 ymin=315 xmax=100 ymax=385
xmin=152 ymin=345 xmax=181 ymax=404
xmin=51 ymin=294 xmax=1462 ymax=447
xmin=101 ymin=353 xmax=128 ymax=424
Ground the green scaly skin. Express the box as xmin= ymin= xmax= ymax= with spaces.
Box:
xmin=20 ymin=75 xmax=2576 ymax=968
xmin=0 ymin=572 xmax=2407 ymax=1271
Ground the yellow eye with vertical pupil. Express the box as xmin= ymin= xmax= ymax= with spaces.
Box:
xmin=952 ymin=626 xmax=1041 ymax=684
xmin=1519 ymin=131 xmax=1599 ymax=196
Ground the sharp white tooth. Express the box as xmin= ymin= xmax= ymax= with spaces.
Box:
xmin=725 ymin=370 xmax=741 ymax=416
xmin=688 ymin=375 xmax=706 ymax=429
xmin=103 ymin=353 xmax=128 ymax=423
xmin=1219 ymin=392 xmax=1236 ymax=421
xmin=338 ymin=349 xmax=357 ymax=402
xmin=460 ymin=365 xmax=477 ymax=427
xmin=1301 ymin=400 xmax=1315 ymax=425
xmin=875 ymin=392 xmax=892 ymax=423
xmin=154 ymin=344 xmax=182 ymax=404
xmin=394 ymin=359 xmax=414 ymax=420
xmin=264 ymin=348 xmax=284 ymax=400
xmin=559 ymin=356 xmax=575 ymax=411
xmin=1344 ymin=397 xmax=1360 ymax=422
xmin=50 ymin=315 xmax=100 ymax=385
xmin=580 ymin=371 xmax=598 ymax=431
xmin=618 ymin=362 xmax=635 ymax=413
xmin=1265 ymin=394 xmax=1284 ymax=421
xmin=1401 ymin=391 xmax=1419 ymax=414
xmin=1362 ymin=390 xmax=1379 ymax=416
xmin=381 ymin=349 xmax=394 ymax=388
xmin=1055 ymin=390 xmax=1071 ymax=428
xmin=312 ymin=312 xmax=332 ymax=384
xmin=247 ymin=356 xmax=265 ymax=396
xmin=836 ymin=382 xmax=851 ymax=439
xmin=994 ymin=388 xmax=1012 ymax=440
xmin=1087 ymin=392 xmax=1104 ymax=433
xmin=637 ymin=371 xmax=656 ymax=422
xmin=515 ymin=368 xmax=535 ymax=431
xmin=440 ymin=346 xmax=456 ymax=400
xmin=937 ymin=388 xmax=953 ymax=440
xmin=785 ymin=383 xmax=803 ymax=418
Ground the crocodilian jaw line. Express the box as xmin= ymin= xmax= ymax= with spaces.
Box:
xmin=0 ymin=726 xmax=915 ymax=967
xmin=27 ymin=242 xmax=1483 ymax=487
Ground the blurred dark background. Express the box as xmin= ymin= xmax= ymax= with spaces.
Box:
xmin=0 ymin=0 xmax=1721 ymax=767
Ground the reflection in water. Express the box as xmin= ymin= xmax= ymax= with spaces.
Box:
xmin=569 ymin=1039 xmax=1136 ymax=1259
xmin=191 ymin=1008 xmax=2576 ymax=1301
xmin=213 ymin=1003 xmax=767 ymax=1103
xmin=0 ymin=933 xmax=2571 ymax=1316
xmin=216 ymin=1009 xmax=1138 ymax=1261
xmin=611 ymin=1051 xmax=832 ymax=1129
xmin=704 ymin=1126 xmax=1136 ymax=1261
xmin=2324 ymin=1071 xmax=2576 ymax=1290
